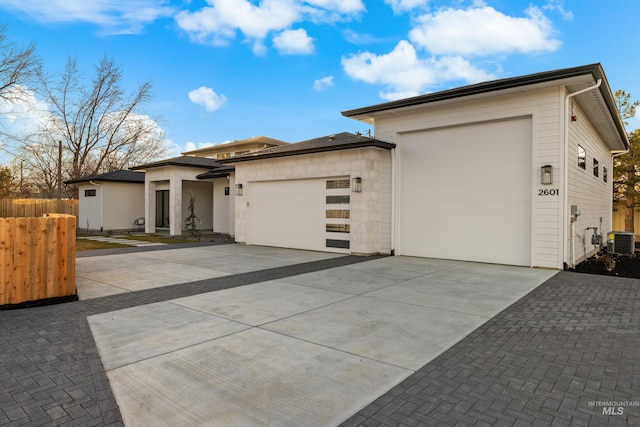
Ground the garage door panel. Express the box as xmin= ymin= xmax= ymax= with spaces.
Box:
xmin=399 ymin=118 xmax=532 ymax=266
xmin=247 ymin=178 xmax=350 ymax=253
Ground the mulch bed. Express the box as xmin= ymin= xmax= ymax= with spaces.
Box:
xmin=571 ymin=250 xmax=640 ymax=279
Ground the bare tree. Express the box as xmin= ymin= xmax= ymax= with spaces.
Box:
xmin=0 ymin=23 xmax=39 ymax=105
xmin=34 ymin=55 xmax=168 ymax=190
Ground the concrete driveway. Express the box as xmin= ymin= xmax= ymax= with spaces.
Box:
xmin=79 ymin=246 xmax=557 ymax=426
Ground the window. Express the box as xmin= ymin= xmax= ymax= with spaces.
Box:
xmin=326 ymin=224 xmax=350 ymax=233
xmin=604 ymin=167 xmax=608 ymax=183
xmin=326 ymin=179 xmax=350 ymax=189
xmin=326 ymin=195 xmax=350 ymax=204
xmin=593 ymin=158 xmax=599 ymax=177
xmin=326 ymin=209 xmax=350 ymax=219
xmin=577 ymin=145 xmax=586 ymax=169
xmin=326 ymin=239 xmax=349 ymax=249
xmin=234 ymin=150 xmax=250 ymax=156
xmin=217 ymin=152 xmax=231 ymax=160
xmin=84 ymin=189 xmax=96 ymax=197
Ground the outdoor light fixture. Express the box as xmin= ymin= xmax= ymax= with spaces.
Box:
xmin=235 ymin=183 xmax=243 ymax=196
xmin=541 ymin=165 xmax=553 ymax=185
xmin=352 ymin=177 xmax=362 ymax=193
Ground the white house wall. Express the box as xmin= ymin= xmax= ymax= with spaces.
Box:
xmin=566 ymin=98 xmax=614 ymax=264
xmin=78 ymin=183 xmax=102 ymax=230
xmin=213 ymin=179 xmax=231 ymax=233
xmin=102 ymin=182 xmax=144 ymax=230
xmin=374 ymin=86 xmax=564 ymax=268
xmin=234 ymin=149 xmax=390 ymax=255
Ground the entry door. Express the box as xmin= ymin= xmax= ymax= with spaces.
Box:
xmin=155 ymin=190 xmax=169 ymax=228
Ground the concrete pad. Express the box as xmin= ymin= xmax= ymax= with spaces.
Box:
xmin=281 ymin=256 xmax=455 ymax=295
xmin=172 ymin=280 xmax=353 ymax=326
xmin=426 ymin=261 xmax=557 ymax=287
xmin=77 ymin=253 xmax=160 ymax=274
xmin=88 ymin=302 xmax=249 ymax=370
xmin=107 ymin=328 xmax=411 ymax=427
xmin=76 ymin=277 xmax=128 ymax=300
xmin=264 ymin=295 xmax=485 ymax=370
xmin=79 ymin=263 xmax=229 ymax=292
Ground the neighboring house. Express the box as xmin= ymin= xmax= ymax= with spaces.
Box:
xmin=65 ymin=170 xmax=145 ymax=231
xmin=131 ymin=136 xmax=287 ymax=236
xmin=221 ymin=63 xmax=628 ymax=269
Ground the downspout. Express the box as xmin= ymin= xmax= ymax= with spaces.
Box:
xmin=563 ymin=79 xmax=602 ymax=268
xmin=89 ymin=180 xmax=103 ymax=232
xmin=390 ymin=146 xmax=396 ymax=255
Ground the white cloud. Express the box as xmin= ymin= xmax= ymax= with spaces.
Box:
xmin=273 ymin=28 xmax=314 ymax=54
xmin=182 ymin=141 xmax=216 ymax=153
xmin=0 ymin=86 xmax=49 ymax=139
xmin=341 ymin=40 xmax=494 ymax=100
xmin=176 ymin=0 xmax=363 ymax=53
xmin=409 ymin=5 xmax=561 ymax=56
xmin=0 ymin=0 xmax=174 ymax=34
xmin=188 ymin=86 xmax=228 ymax=112
xmin=313 ymin=76 xmax=334 ymax=91
xmin=384 ymin=0 xmax=429 ymax=14
xmin=543 ymin=0 xmax=573 ymax=21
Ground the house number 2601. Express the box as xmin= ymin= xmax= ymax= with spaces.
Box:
xmin=538 ymin=189 xmax=559 ymax=196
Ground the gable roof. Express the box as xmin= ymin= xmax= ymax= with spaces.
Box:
xmin=218 ymin=132 xmax=395 ymax=164
xmin=182 ymin=135 xmax=288 ymax=156
xmin=64 ymin=170 xmax=145 ymax=185
xmin=342 ymin=63 xmax=628 ymax=151
xmin=130 ymin=156 xmax=220 ymax=171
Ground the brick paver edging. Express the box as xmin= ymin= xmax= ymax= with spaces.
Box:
xmin=341 ymin=271 xmax=640 ymax=427
xmin=0 ymin=252 xmax=382 ymax=426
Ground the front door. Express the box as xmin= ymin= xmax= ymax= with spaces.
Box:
xmin=155 ymin=190 xmax=169 ymax=228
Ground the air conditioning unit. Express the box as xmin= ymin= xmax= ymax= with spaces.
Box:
xmin=607 ymin=231 xmax=635 ymax=254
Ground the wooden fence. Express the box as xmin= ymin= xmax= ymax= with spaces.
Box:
xmin=0 ymin=199 xmax=78 ymax=218
xmin=0 ymin=214 xmax=76 ymax=307
xmin=612 ymin=205 xmax=640 ymax=238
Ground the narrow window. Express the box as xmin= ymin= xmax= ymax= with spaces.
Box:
xmin=326 ymin=195 xmax=350 ymax=204
xmin=593 ymin=158 xmax=599 ymax=177
xmin=84 ymin=189 xmax=96 ymax=197
xmin=326 ymin=210 xmax=350 ymax=219
xmin=326 ymin=224 xmax=350 ymax=233
xmin=326 ymin=179 xmax=350 ymax=189
xmin=577 ymin=145 xmax=586 ymax=169
xmin=604 ymin=167 xmax=608 ymax=183
xmin=326 ymin=239 xmax=350 ymax=249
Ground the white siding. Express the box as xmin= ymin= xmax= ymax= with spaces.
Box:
xmin=374 ymin=86 xmax=564 ymax=268
xmin=213 ymin=179 xmax=231 ymax=233
xmin=566 ymin=99 xmax=613 ymax=264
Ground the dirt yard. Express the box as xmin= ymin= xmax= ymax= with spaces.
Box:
xmin=572 ymin=251 xmax=640 ymax=279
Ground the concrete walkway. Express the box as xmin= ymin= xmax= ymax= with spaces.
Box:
xmin=2 ymin=244 xmax=640 ymax=426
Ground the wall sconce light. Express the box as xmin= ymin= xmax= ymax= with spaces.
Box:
xmin=352 ymin=177 xmax=362 ymax=193
xmin=235 ymin=183 xmax=243 ymax=196
xmin=541 ymin=165 xmax=552 ymax=185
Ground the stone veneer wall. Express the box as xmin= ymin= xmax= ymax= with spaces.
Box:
xmin=234 ymin=148 xmax=391 ymax=255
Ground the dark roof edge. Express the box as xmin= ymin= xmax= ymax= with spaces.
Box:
xmin=342 ymin=63 xmax=628 ymax=150
xmin=65 ymin=177 xmax=145 ymax=184
xmin=218 ymin=139 xmax=395 ymax=164
xmin=342 ymin=64 xmax=605 ymax=118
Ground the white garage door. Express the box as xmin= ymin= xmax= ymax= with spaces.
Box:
xmin=247 ymin=178 xmax=351 ymax=253
xmin=398 ymin=117 xmax=532 ymax=266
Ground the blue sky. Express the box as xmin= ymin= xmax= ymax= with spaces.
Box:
xmin=0 ymin=0 xmax=638 ymax=157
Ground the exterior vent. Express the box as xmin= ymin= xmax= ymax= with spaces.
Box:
xmin=607 ymin=231 xmax=634 ymax=254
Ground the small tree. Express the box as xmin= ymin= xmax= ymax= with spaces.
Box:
xmin=184 ymin=192 xmax=200 ymax=237
xmin=613 ymin=90 xmax=640 ymax=232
